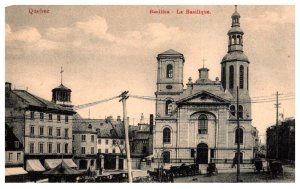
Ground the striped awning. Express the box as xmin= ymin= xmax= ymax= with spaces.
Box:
xmin=45 ymin=159 xmax=77 ymax=169
xmin=5 ymin=167 xmax=28 ymax=176
xmin=26 ymin=159 xmax=46 ymax=172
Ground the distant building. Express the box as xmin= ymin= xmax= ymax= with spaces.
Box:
xmin=5 ymin=81 xmax=77 ymax=181
xmin=266 ymin=118 xmax=295 ymax=162
xmin=251 ymin=127 xmax=260 ymax=158
xmin=74 ymin=117 xmax=127 ymax=170
xmin=130 ymin=113 xmax=154 ymax=157
xmin=72 ymin=114 xmax=98 ymax=171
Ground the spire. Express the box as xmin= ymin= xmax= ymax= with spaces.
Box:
xmin=60 ymin=67 xmax=64 ymax=84
xmin=231 ymin=5 xmax=241 ymax=27
xmin=227 ymin=5 xmax=244 ymax=52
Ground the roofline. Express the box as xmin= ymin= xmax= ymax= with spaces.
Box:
xmin=176 ymin=90 xmax=231 ymax=104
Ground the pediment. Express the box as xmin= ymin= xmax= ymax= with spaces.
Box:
xmin=177 ymin=91 xmax=229 ymax=104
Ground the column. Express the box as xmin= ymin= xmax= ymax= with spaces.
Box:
xmin=115 ymin=156 xmax=119 ymax=170
xmin=100 ymin=155 xmax=104 ymax=172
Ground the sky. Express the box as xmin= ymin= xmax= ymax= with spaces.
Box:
xmin=5 ymin=5 xmax=295 ymax=143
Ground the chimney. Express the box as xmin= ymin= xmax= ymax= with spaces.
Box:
xmin=5 ymin=82 xmax=12 ymax=92
xmin=149 ymin=114 xmax=154 ymax=134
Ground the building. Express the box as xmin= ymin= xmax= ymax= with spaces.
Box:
xmin=72 ymin=114 xmax=98 ymax=171
xmin=5 ymin=123 xmax=27 ymax=182
xmin=130 ymin=113 xmax=154 ymax=157
xmin=266 ymin=118 xmax=295 ymax=162
xmin=153 ymin=7 xmax=256 ymax=164
xmin=5 ymin=81 xmax=77 ymax=181
xmin=74 ymin=117 xmax=127 ymax=170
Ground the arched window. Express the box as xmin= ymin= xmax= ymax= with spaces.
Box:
xmin=231 ymin=36 xmax=234 ymax=44
xmin=166 ymin=64 xmax=173 ymax=78
xmin=165 ymin=100 xmax=173 ymax=115
xmin=198 ymin=114 xmax=208 ymax=134
xmin=233 ymin=35 xmax=237 ymax=44
xmin=163 ymin=128 xmax=171 ymax=143
xmin=222 ymin=67 xmax=226 ymax=89
xmin=238 ymin=105 xmax=243 ymax=119
xmin=229 ymin=66 xmax=234 ymax=89
xmin=230 ymin=105 xmax=236 ymax=116
xmin=239 ymin=65 xmax=244 ymax=89
xmin=237 ymin=35 xmax=240 ymax=44
xmin=235 ymin=128 xmax=243 ymax=144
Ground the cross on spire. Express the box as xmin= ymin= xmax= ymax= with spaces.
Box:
xmin=60 ymin=66 xmax=64 ymax=84
xmin=235 ymin=5 xmax=238 ymax=12
xmin=202 ymin=58 xmax=207 ymax=68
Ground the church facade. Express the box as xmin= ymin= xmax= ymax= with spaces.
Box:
xmin=153 ymin=7 xmax=256 ymax=164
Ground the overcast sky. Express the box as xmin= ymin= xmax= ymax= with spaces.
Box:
xmin=5 ymin=5 xmax=294 ymax=143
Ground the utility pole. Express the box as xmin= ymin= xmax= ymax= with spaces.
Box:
xmin=274 ymin=91 xmax=281 ymax=160
xmin=236 ymin=86 xmax=241 ymax=183
xmin=119 ymin=91 xmax=132 ymax=183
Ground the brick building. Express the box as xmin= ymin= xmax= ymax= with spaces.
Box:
xmin=153 ymin=7 xmax=257 ymax=164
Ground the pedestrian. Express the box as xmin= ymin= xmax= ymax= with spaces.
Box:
xmin=232 ymin=156 xmax=236 ymax=168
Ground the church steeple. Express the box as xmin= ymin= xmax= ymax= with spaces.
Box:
xmin=231 ymin=5 xmax=240 ymax=27
xmin=220 ymin=5 xmax=251 ymax=119
xmin=227 ymin=5 xmax=244 ymax=52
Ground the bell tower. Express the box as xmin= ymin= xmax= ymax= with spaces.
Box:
xmin=155 ymin=49 xmax=184 ymax=118
xmin=52 ymin=67 xmax=73 ymax=107
xmin=220 ymin=6 xmax=251 ymax=119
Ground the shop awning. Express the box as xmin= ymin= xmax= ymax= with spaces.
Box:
xmin=26 ymin=159 xmax=46 ymax=172
xmin=45 ymin=159 xmax=77 ymax=169
xmin=64 ymin=159 xmax=77 ymax=168
xmin=5 ymin=167 xmax=28 ymax=176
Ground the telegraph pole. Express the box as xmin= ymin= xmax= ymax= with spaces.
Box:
xmin=274 ymin=91 xmax=281 ymax=160
xmin=119 ymin=91 xmax=132 ymax=183
xmin=236 ymin=86 xmax=241 ymax=182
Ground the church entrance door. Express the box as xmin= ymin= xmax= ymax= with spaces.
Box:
xmin=197 ymin=143 xmax=208 ymax=164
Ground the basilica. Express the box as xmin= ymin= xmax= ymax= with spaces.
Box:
xmin=153 ymin=7 xmax=257 ymax=164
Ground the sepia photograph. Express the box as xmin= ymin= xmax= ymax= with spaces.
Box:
xmin=4 ymin=3 xmax=295 ymax=184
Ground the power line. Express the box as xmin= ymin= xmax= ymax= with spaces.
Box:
xmin=73 ymin=95 xmax=119 ymax=110
xmin=129 ymin=94 xmax=294 ymax=104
